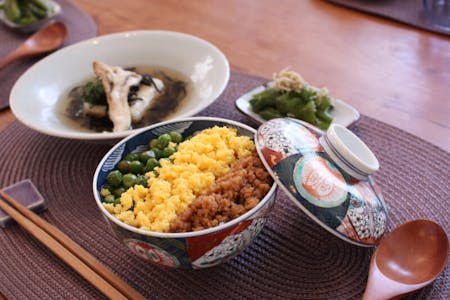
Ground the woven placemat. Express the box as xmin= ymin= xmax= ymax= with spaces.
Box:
xmin=0 ymin=0 xmax=97 ymax=111
xmin=0 ymin=71 xmax=448 ymax=299
xmin=328 ymin=0 xmax=450 ymax=36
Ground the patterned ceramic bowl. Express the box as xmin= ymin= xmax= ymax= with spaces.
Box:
xmin=93 ymin=117 xmax=277 ymax=269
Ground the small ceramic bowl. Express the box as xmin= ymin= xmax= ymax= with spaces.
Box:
xmin=93 ymin=117 xmax=277 ymax=269
xmin=10 ymin=30 xmax=229 ymax=141
xmin=0 ymin=0 xmax=61 ymax=32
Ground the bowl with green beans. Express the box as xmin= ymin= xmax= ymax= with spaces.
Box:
xmin=0 ymin=0 xmax=61 ymax=32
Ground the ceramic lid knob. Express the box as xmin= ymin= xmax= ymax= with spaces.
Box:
xmin=320 ymin=124 xmax=379 ymax=180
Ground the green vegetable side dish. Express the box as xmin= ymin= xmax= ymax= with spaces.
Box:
xmin=82 ymin=78 xmax=107 ymax=106
xmin=249 ymin=69 xmax=334 ymax=130
xmin=2 ymin=0 xmax=50 ymax=25
xmin=100 ymin=131 xmax=184 ymax=204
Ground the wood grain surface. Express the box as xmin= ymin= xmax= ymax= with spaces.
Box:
xmin=1 ymin=0 xmax=449 ymax=151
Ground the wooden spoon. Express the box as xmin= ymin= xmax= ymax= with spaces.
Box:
xmin=0 ymin=21 xmax=67 ymax=70
xmin=363 ymin=219 xmax=449 ymax=300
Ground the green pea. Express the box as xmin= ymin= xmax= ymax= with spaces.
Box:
xmin=129 ymin=160 xmax=143 ymax=174
xmin=149 ymin=138 xmax=159 ymax=149
xmin=106 ymin=170 xmax=122 ymax=187
xmin=117 ymin=160 xmax=130 ymax=173
xmin=112 ymin=187 xmax=125 ymax=198
xmin=139 ymin=150 xmax=155 ymax=163
xmin=157 ymin=133 xmax=171 ymax=148
xmin=169 ymin=131 xmax=182 ymax=143
xmin=162 ymin=146 xmax=176 ymax=158
xmin=122 ymin=173 xmax=137 ymax=188
xmin=152 ymin=148 xmax=164 ymax=159
xmin=144 ymin=158 xmax=160 ymax=172
xmin=103 ymin=195 xmax=115 ymax=204
xmin=136 ymin=175 xmax=148 ymax=187
xmin=113 ymin=198 xmax=121 ymax=205
xmin=124 ymin=153 xmax=139 ymax=161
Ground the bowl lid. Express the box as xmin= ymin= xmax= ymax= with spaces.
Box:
xmin=255 ymin=118 xmax=387 ymax=247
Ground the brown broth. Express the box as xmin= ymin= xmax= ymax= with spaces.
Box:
xmin=62 ymin=66 xmax=191 ymax=133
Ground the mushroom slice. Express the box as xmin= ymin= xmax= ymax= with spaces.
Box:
xmin=93 ymin=61 xmax=142 ymax=132
xmin=130 ymin=78 xmax=164 ymax=122
xmin=83 ymin=102 xmax=107 ymax=118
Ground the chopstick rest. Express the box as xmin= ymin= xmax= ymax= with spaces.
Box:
xmin=0 ymin=179 xmax=46 ymax=228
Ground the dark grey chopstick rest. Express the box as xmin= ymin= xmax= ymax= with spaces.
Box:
xmin=0 ymin=179 xmax=47 ymax=228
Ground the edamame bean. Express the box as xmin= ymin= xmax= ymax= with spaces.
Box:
xmin=122 ymin=173 xmax=137 ymax=188
xmin=153 ymin=148 xmax=164 ymax=159
xmin=124 ymin=153 xmax=139 ymax=161
xmin=144 ymin=158 xmax=160 ymax=172
xmin=112 ymin=187 xmax=125 ymax=198
xmin=103 ymin=195 xmax=115 ymax=204
xmin=169 ymin=131 xmax=182 ymax=143
xmin=136 ymin=175 xmax=148 ymax=187
xmin=139 ymin=150 xmax=155 ymax=163
xmin=149 ymin=139 xmax=159 ymax=149
xmin=162 ymin=147 xmax=176 ymax=158
xmin=129 ymin=160 xmax=143 ymax=174
xmin=157 ymin=133 xmax=171 ymax=148
xmin=117 ymin=160 xmax=130 ymax=173
xmin=106 ymin=170 xmax=122 ymax=187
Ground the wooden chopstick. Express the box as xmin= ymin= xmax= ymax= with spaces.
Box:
xmin=0 ymin=190 xmax=146 ymax=300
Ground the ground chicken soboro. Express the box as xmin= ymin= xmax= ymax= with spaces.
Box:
xmin=103 ymin=126 xmax=269 ymax=233
xmin=170 ymin=152 xmax=272 ymax=232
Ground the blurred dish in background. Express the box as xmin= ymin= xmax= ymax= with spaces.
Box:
xmin=0 ymin=0 xmax=61 ymax=32
xmin=423 ymin=0 xmax=450 ymax=29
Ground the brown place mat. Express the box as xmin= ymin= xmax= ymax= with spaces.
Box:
xmin=0 ymin=71 xmax=448 ymax=299
xmin=328 ymin=0 xmax=450 ymax=36
xmin=0 ymin=0 xmax=97 ymax=111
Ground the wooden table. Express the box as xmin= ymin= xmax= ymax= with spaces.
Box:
xmin=1 ymin=0 xmax=449 ymax=151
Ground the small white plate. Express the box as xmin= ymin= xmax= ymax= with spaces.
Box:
xmin=235 ymin=82 xmax=360 ymax=127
